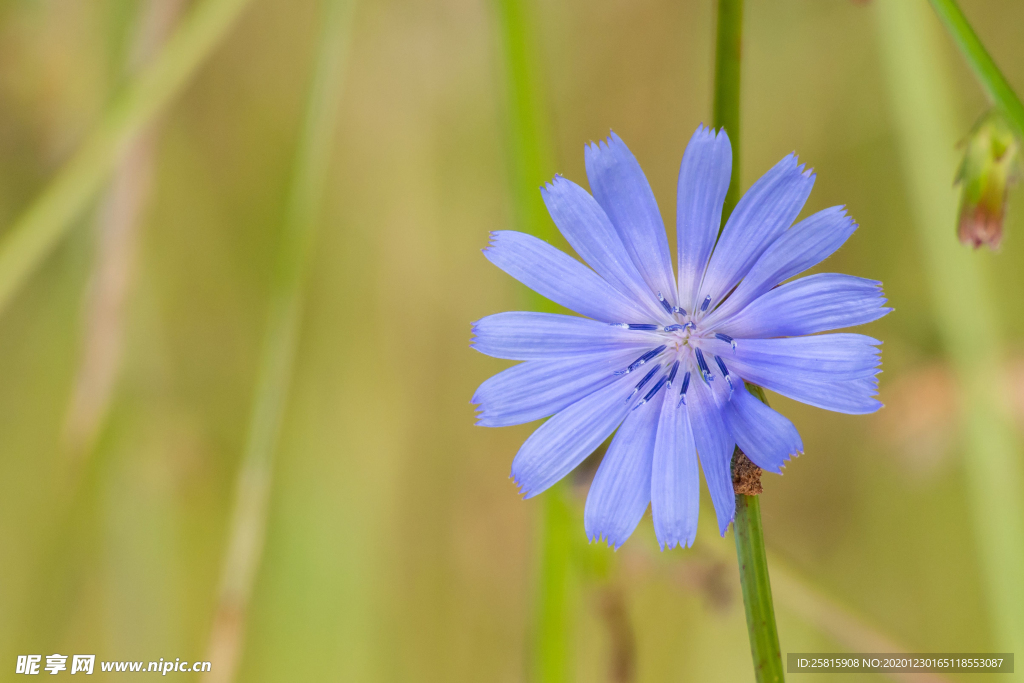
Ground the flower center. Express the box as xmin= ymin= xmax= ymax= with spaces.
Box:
xmin=611 ymin=314 xmax=737 ymax=409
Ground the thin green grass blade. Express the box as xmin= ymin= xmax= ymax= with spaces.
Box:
xmin=0 ymin=0 xmax=257 ymax=320
xmin=874 ymin=0 xmax=1024 ymax=660
xmin=204 ymin=1 xmax=357 ymax=680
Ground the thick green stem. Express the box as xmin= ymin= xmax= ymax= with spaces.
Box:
xmin=533 ymin=482 xmax=575 ymax=683
xmin=927 ymin=0 xmax=1024 ymax=138
xmin=735 ymin=495 xmax=784 ymax=683
xmin=494 ymin=0 xmax=557 ymax=247
xmin=493 ymin=1 xmax=571 ymax=681
xmin=713 ymin=0 xmax=784 ymax=680
xmin=713 ymin=0 xmax=744 ymax=221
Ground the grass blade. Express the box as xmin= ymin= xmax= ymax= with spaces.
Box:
xmin=202 ymin=1 xmax=357 ymax=680
xmin=0 ymin=0 xmax=257 ymax=320
xmin=874 ymin=0 xmax=1024 ymax=659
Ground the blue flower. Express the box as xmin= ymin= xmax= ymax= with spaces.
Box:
xmin=472 ymin=126 xmax=891 ymax=549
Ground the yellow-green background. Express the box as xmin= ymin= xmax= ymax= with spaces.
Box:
xmin=0 ymin=0 xmax=1021 ymax=680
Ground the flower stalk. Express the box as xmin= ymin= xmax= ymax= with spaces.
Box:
xmin=927 ymin=0 xmax=1024 ymax=140
xmin=714 ymin=0 xmax=785 ymax=680
xmin=734 ymin=494 xmax=784 ymax=683
xmin=493 ymin=0 xmax=574 ymax=680
xmin=713 ymin=0 xmax=744 ymax=219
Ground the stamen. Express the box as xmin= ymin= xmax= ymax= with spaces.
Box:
xmin=715 ymin=333 xmax=737 ymax=349
xmin=663 ymin=324 xmax=684 ymax=332
xmin=627 ymin=323 xmax=659 ymax=331
xmin=672 ymin=305 xmax=688 ymax=316
xmin=684 ymin=321 xmax=697 ymax=331
xmin=715 ymin=355 xmax=735 ymax=393
xmin=628 ymin=365 xmax=660 ymax=400
xmin=678 ymin=371 xmax=691 ymax=405
xmin=615 ymin=345 xmax=667 ymax=375
xmin=666 ymin=360 xmax=680 ymax=388
xmin=700 ymin=295 xmax=712 ymax=312
xmin=695 ymin=348 xmax=713 ymax=382
xmin=657 ymin=292 xmax=674 ymax=315
xmin=634 ymin=374 xmax=669 ymax=409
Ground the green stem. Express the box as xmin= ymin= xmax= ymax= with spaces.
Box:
xmin=0 ymin=0 xmax=257 ymax=321
xmin=494 ymin=0 xmax=558 ymax=247
xmin=533 ymin=482 xmax=575 ymax=683
xmin=493 ymin=1 xmax=570 ymax=681
xmin=713 ymin=0 xmax=785 ymax=680
xmin=735 ymin=495 xmax=784 ymax=683
xmin=927 ymin=0 xmax=1024 ymax=138
xmin=713 ymin=0 xmax=744 ymax=221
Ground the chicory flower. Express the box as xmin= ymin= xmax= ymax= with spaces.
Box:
xmin=472 ymin=126 xmax=890 ymax=549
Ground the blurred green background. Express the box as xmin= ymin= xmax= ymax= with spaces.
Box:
xmin=0 ymin=0 xmax=1022 ymax=680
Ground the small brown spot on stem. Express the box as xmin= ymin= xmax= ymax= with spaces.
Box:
xmin=732 ymin=448 xmax=762 ymax=495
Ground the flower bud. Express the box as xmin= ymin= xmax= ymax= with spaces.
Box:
xmin=955 ymin=112 xmax=1020 ymax=250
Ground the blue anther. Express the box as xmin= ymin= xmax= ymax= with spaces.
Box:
xmin=666 ymin=360 xmax=680 ymax=387
xmin=634 ymin=375 xmax=669 ymax=409
xmin=715 ymin=355 xmax=735 ymax=393
xmin=614 ymin=344 xmax=671 ymax=376
xmin=657 ymin=292 xmax=674 ymax=314
xmin=678 ymin=371 xmax=691 ymax=405
xmin=700 ymin=295 xmax=712 ymax=312
xmin=632 ymin=345 xmax=667 ymax=371
xmin=715 ymin=333 xmax=736 ymax=349
xmin=663 ymin=324 xmax=684 ymax=332
xmin=627 ymin=323 xmax=659 ymax=331
xmin=684 ymin=322 xmax=697 ymax=331
xmin=629 ymin=365 xmax=660 ymax=400
xmin=673 ymin=306 xmax=689 ymax=316
xmin=695 ymin=348 xmax=713 ymax=382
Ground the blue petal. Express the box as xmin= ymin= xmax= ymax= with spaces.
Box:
xmin=472 ymin=348 xmax=644 ymax=427
xmin=471 ymin=312 xmax=654 ymax=360
xmin=687 ymin=378 xmax=735 ymax=535
xmin=724 ymin=384 xmax=803 ymax=474
xmin=717 ymin=273 xmax=891 ymax=339
xmin=511 ymin=375 xmax=637 ymax=498
xmin=703 ymin=206 xmax=857 ymax=326
xmin=676 ymin=125 xmax=732 ymax=311
xmin=714 ymin=334 xmax=883 ymax=414
xmin=651 ymin=393 xmax=699 ymax=549
xmin=698 ymin=154 xmax=815 ymax=307
xmin=484 ymin=231 xmax=650 ymax=323
xmin=584 ymin=392 xmax=663 ymax=548
xmin=584 ymin=132 xmax=677 ymax=306
xmin=541 ymin=176 xmax=666 ymax=320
